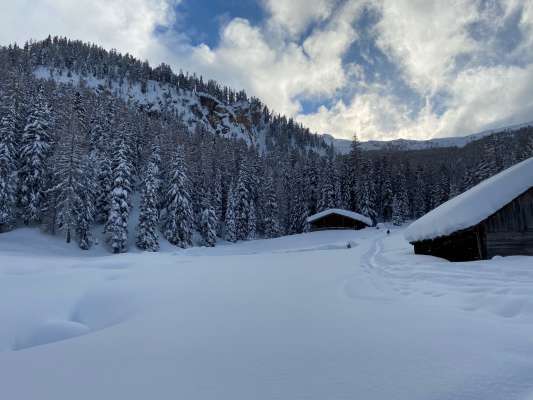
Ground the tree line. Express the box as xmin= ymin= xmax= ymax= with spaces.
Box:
xmin=0 ymin=38 xmax=532 ymax=252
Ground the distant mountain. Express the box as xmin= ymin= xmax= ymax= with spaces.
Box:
xmin=325 ymin=121 xmax=533 ymax=154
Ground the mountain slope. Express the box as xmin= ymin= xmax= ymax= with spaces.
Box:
xmin=7 ymin=37 xmax=329 ymax=155
xmin=326 ymin=120 xmax=533 ymax=153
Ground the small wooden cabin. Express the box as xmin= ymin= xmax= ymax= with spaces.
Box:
xmin=405 ymin=158 xmax=533 ymax=262
xmin=307 ymin=209 xmax=372 ymax=231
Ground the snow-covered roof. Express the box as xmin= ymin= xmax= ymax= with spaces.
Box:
xmin=307 ymin=209 xmax=373 ymax=226
xmin=405 ymin=157 xmax=533 ymax=242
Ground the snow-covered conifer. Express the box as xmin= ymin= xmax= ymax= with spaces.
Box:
xmin=247 ymin=199 xmax=256 ymax=240
xmin=76 ymin=153 xmax=96 ymax=249
xmin=262 ymin=174 xmax=280 ymax=238
xmin=200 ymin=201 xmax=217 ymax=247
xmin=19 ymin=86 xmax=52 ymax=225
xmin=234 ymin=164 xmax=251 ymax=241
xmin=224 ymin=183 xmax=237 ymax=243
xmin=105 ymin=137 xmax=131 ymax=253
xmin=136 ymin=146 xmax=161 ymax=251
xmin=0 ymin=101 xmax=18 ymax=231
xmin=162 ymin=145 xmax=193 ymax=248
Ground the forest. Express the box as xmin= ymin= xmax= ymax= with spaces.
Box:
xmin=1 ymin=37 xmax=532 ymax=253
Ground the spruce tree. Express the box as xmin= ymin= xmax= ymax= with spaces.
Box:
xmin=247 ymin=199 xmax=257 ymax=240
xmin=347 ymin=133 xmax=361 ymax=211
xmin=19 ymin=86 xmax=52 ymax=225
xmin=318 ymin=165 xmax=336 ymax=212
xmin=0 ymin=101 xmax=18 ymax=232
xmin=234 ymin=164 xmax=251 ymax=240
xmin=359 ymin=176 xmax=377 ymax=226
xmin=49 ymin=91 xmax=91 ymax=246
xmin=381 ymin=175 xmax=393 ymax=222
xmin=76 ymin=153 xmax=97 ymax=249
xmin=200 ymin=201 xmax=217 ymax=247
xmin=288 ymin=169 xmax=309 ymax=234
xmin=412 ymin=167 xmax=426 ymax=218
xmin=392 ymin=171 xmax=410 ymax=226
xmin=262 ymin=174 xmax=280 ymax=238
xmin=105 ymin=137 xmax=131 ymax=253
xmin=136 ymin=147 xmax=161 ymax=251
xmin=162 ymin=145 xmax=193 ymax=248
xmin=95 ymin=155 xmax=113 ymax=223
xmin=224 ymin=183 xmax=238 ymax=242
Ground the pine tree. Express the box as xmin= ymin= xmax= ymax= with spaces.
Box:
xmin=318 ymin=163 xmax=336 ymax=212
xmin=359 ymin=176 xmax=377 ymax=226
xmin=381 ymin=175 xmax=393 ymax=222
xmin=412 ymin=167 xmax=426 ymax=218
xmin=288 ymin=168 xmax=309 ymax=234
xmin=95 ymin=155 xmax=112 ymax=223
xmin=262 ymin=174 xmax=280 ymax=238
xmin=200 ymin=201 xmax=217 ymax=247
xmin=247 ymin=199 xmax=257 ymax=240
xmin=392 ymin=171 xmax=410 ymax=226
xmin=234 ymin=163 xmax=251 ymax=241
xmin=0 ymin=101 xmax=18 ymax=232
xmin=162 ymin=145 xmax=193 ymax=248
xmin=347 ymin=133 xmax=361 ymax=211
xmin=76 ymin=153 xmax=96 ymax=249
xmin=224 ymin=183 xmax=237 ymax=242
xmin=49 ymin=91 xmax=91 ymax=246
xmin=212 ymin=168 xmax=224 ymax=235
xmin=19 ymin=86 xmax=52 ymax=225
xmin=136 ymin=147 xmax=160 ymax=251
xmin=475 ymin=136 xmax=501 ymax=182
xmin=105 ymin=137 xmax=131 ymax=253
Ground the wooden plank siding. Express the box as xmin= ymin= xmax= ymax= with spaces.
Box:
xmin=482 ymin=188 xmax=533 ymax=257
xmin=309 ymin=214 xmax=368 ymax=231
xmin=412 ymin=187 xmax=533 ymax=261
xmin=413 ymin=227 xmax=485 ymax=262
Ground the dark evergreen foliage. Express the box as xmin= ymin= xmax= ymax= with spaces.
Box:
xmin=0 ymin=37 xmax=531 ymax=253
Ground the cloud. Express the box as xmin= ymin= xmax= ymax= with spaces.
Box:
xmin=372 ymin=0 xmax=481 ymax=95
xmin=186 ymin=2 xmax=364 ymax=116
xmin=0 ymin=0 xmax=181 ymax=65
xmin=2 ymin=0 xmax=533 ymax=142
xmin=262 ymin=0 xmax=335 ymax=36
xmin=297 ymin=0 xmax=533 ymax=140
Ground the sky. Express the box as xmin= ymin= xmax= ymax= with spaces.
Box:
xmin=1 ymin=0 xmax=533 ymax=141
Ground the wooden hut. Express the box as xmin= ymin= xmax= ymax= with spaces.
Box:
xmin=307 ymin=209 xmax=372 ymax=231
xmin=405 ymin=157 xmax=533 ymax=261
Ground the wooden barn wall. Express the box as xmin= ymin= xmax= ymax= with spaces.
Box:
xmin=413 ymin=227 xmax=484 ymax=262
xmin=483 ymin=188 xmax=533 ymax=257
xmin=309 ymin=214 xmax=368 ymax=231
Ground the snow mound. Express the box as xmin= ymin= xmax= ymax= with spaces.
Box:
xmin=71 ymin=285 xmax=140 ymax=330
xmin=405 ymin=157 xmax=533 ymax=242
xmin=307 ymin=208 xmax=372 ymax=226
xmin=14 ymin=320 xmax=89 ymax=350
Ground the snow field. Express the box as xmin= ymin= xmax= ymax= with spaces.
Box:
xmin=1 ymin=227 xmax=533 ymax=399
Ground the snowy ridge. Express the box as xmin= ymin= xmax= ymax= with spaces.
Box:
xmin=34 ymin=66 xmax=259 ymax=146
xmin=307 ymin=208 xmax=373 ymax=226
xmin=326 ymin=120 xmax=533 ymax=153
xmin=404 ymin=157 xmax=533 ymax=242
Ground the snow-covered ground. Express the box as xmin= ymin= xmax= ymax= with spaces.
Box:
xmin=1 ymin=227 xmax=533 ymax=399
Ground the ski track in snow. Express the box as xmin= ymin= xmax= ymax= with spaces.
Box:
xmin=1 ymin=227 xmax=533 ymax=399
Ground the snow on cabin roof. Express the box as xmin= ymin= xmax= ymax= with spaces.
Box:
xmin=405 ymin=157 xmax=533 ymax=243
xmin=307 ymin=209 xmax=373 ymax=226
